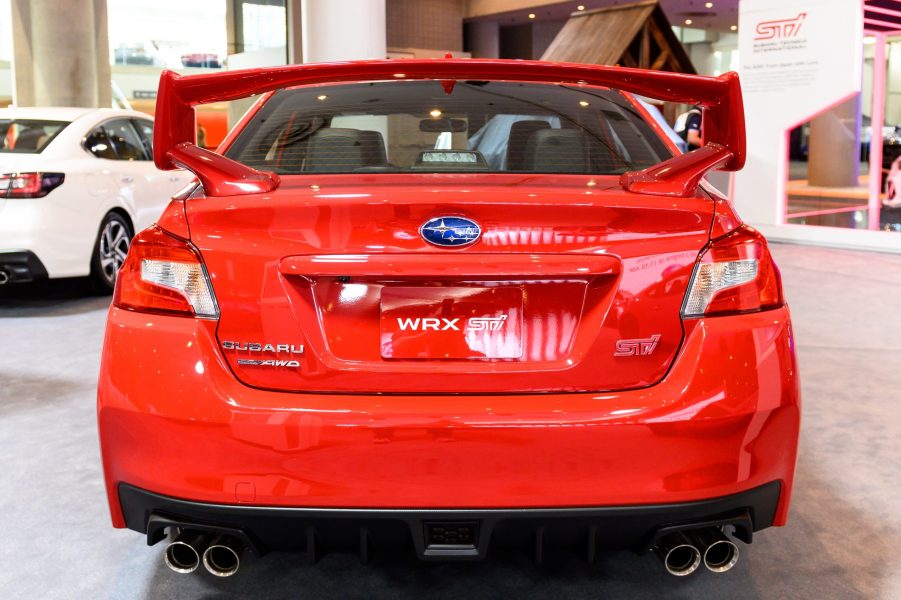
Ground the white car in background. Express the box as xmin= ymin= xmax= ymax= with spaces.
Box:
xmin=0 ymin=107 xmax=192 ymax=291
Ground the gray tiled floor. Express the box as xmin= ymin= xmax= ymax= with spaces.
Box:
xmin=1 ymin=242 xmax=900 ymax=599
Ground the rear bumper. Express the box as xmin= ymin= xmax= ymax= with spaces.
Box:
xmin=98 ymin=306 xmax=800 ymax=528
xmin=0 ymin=190 xmax=100 ymax=278
xmin=0 ymin=251 xmax=48 ymax=283
xmin=120 ymin=480 xmax=781 ymax=558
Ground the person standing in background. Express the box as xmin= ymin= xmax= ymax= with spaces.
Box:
xmin=675 ymin=106 xmax=703 ymax=151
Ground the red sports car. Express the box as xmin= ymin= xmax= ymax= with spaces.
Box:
xmin=97 ymin=59 xmax=799 ymax=579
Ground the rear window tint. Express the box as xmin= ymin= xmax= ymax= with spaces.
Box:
xmin=0 ymin=119 xmax=69 ymax=154
xmin=226 ymin=81 xmax=671 ymax=175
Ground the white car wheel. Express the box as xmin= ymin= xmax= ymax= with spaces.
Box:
xmin=91 ymin=213 xmax=132 ymax=292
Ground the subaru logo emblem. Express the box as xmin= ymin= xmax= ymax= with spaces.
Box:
xmin=420 ymin=216 xmax=482 ymax=248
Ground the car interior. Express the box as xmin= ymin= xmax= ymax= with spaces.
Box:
xmin=225 ymin=81 xmax=669 ymax=176
xmin=0 ymin=120 xmax=68 ymax=154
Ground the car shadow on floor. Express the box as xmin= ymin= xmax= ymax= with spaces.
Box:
xmin=137 ymin=462 xmax=890 ymax=600
xmin=145 ymin=545 xmax=714 ymax=600
xmin=0 ymin=278 xmax=110 ymax=317
xmin=135 ymin=531 xmax=794 ymax=599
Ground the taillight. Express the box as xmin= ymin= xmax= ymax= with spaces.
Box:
xmin=113 ymin=226 xmax=219 ymax=319
xmin=0 ymin=172 xmax=65 ymax=198
xmin=682 ymin=226 xmax=783 ymax=318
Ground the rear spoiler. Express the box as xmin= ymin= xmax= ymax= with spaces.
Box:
xmin=154 ymin=59 xmax=745 ymax=197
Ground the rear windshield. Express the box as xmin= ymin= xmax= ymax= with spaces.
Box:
xmin=0 ymin=119 xmax=69 ymax=153
xmin=226 ymin=81 xmax=671 ymax=175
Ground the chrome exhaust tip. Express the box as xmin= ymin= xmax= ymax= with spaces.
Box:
xmin=202 ymin=535 xmax=242 ymax=577
xmin=653 ymin=531 xmax=702 ymax=577
xmin=164 ymin=530 xmax=212 ymax=574
xmin=690 ymin=528 xmax=740 ymax=573
xmin=0 ymin=269 xmax=10 ymax=285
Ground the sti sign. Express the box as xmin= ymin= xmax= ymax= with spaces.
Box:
xmin=754 ymin=12 xmax=807 ymax=40
xmin=733 ymin=0 xmax=862 ymax=226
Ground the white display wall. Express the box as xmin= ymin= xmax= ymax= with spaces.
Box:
xmin=732 ymin=0 xmax=901 ymax=252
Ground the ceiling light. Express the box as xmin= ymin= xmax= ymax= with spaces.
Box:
xmin=579 ymin=100 xmax=590 ymax=107
xmin=430 ymin=109 xmax=442 ymax=118
xmin=316 ymin=95 xmax=328 ymax=101
xmin=685 ymin=18 xmax=693 ymax=25
xmin=730 ymin=25 xmax=737 ymax=31
xmin=705 ymin=2 xmax=713 ymax=8
xmin=577 ymin=4 xmax=585 ymax=10
xmin=528 ymin=13 xmax=536 ymax=19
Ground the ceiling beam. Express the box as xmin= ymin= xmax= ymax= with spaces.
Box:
xmin=864 ymin=17 xmax=901 ymax=29
xmin=465 ymin=0 xmax=560 ymax=19
xmin=864 ymin=4 xmax=901 ymax=20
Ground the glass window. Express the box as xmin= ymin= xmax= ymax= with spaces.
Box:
xmin=242 ymin=2 xmax=287 ymax=52
xmin=0 ymin=119 xmax=69 ymax=154
xmin=104 ymin=119 xmax=149 ymax=161
xmin=225 ymin=81 xmax=672 ymax=175
xmin=106 ymin=0 xmax=227 ymax=69
xmin=132 ymin=118 xmax=154 ymax=157
xmin=85 ymin=127 xmax=117 ymax=159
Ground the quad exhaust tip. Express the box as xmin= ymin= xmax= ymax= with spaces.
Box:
xmin=690 ymin=528 xmax=740 ymax=573
xmin=164 ymin=525 xmax=735 ymax=577
xmin=653 ymin=531 xmax=702 ymax=577
xmin=164 ymin=530 xmax=212 ymax=574
xmin=654 ymin=527 xmax=741 ymax=576
xmin=202 ymin=535 xmax=243 ymax=577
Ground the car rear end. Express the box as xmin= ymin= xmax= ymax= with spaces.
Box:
xmin=0 ymin=113 xmax=71 ymax=284
xmin=97 ymin=60 xmax=799 ymax=577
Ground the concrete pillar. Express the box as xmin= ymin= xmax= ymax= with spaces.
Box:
xmin=808 ymin=95 xmax=861 ymax=187
xmin=10 ymin=0 xmax=111 ymax=107
xmin=287 ymin=0 xmax=303 ymax=64
xmin=301 ymin=0 xmax=386 ymax=63
xmin=466 ymin=20 xmax=500 ymax=58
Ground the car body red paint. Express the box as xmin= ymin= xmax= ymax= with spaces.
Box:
xmin=97 ymin=60 xmax=799 ymax=563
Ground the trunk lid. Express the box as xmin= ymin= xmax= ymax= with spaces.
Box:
xmin=188 ymin=174 xmax=711 ymax=394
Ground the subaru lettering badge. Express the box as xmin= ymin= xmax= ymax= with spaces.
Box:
xmin=420 ymin=216 xmax=482 ymax=248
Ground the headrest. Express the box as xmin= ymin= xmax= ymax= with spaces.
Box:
xmin=506 ymin=121 xmax=551 ymax=171
xmin=523 ymin=128 xmax=589 ymax=173
xmin=305 ymin=128 xmax=387 ymax=172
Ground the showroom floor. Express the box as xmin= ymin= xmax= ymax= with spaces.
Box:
xmin=1 ymin=243 xmax=899 ymax=600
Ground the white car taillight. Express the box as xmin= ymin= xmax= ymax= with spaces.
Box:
xmin=0 ymin=172 xmax=65 ymax=198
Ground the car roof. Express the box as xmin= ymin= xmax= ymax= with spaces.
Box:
xmin=0 ymin=107 xmax=152 ymax=122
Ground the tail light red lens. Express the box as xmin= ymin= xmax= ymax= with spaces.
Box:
xmin=682 ymin=226 xmax=783 ymax=318
xmin=0 ymin=172 xmax=65 ymax=198
xmin=113 ymin=226 xmax=219 ymax=319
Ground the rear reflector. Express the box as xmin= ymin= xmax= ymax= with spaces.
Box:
xmin=681 ymin=226 xmax=782 ymax=318
xmin=114 ymin=226 xmax=219 ymax=319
